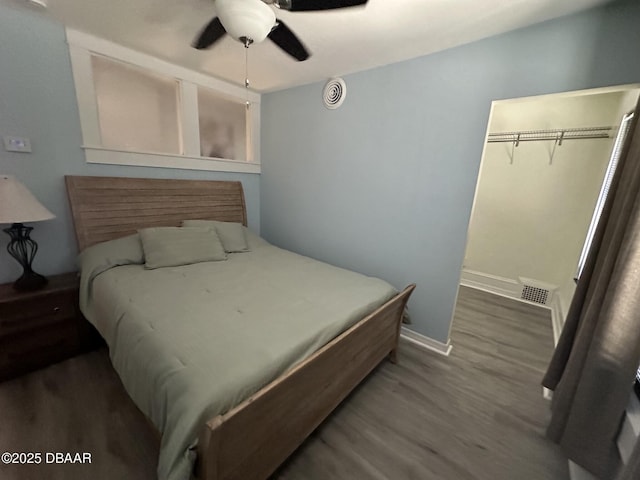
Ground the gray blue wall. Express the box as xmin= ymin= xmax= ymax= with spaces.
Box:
xmin=3 ymin=0 xmax=639 ymax=344
xmin=0 ymin=5 xmax=260 ymax=284
xmin=261 ymin=0 xmax=640 ymax=343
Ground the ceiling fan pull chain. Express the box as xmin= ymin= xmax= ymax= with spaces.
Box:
xmin=243 ymin=38 xmax=252 ymax=161
xmin=244 ymin=38 xmax=251 ymax=109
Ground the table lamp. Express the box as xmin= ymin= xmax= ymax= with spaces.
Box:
xmin=0 ymin=175 xmax=55 ymax=291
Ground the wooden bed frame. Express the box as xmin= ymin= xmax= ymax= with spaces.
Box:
xmin=65 ymin=175 xmax=415 ymax=480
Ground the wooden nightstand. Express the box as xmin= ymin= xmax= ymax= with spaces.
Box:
xmin=0 ymin=272 xmax=101 ymax=382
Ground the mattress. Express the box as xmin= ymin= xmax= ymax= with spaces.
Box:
xmin=79 ymin=233 xmax=396 ymax=480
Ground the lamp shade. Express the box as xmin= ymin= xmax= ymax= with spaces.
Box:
xmin=0 ymin=175 xmax=55 ymax=224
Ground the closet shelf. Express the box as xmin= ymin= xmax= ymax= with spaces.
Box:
xmin=488 ymin=126 xmax=614 ymax=145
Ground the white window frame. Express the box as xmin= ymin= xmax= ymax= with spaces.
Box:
xmin=576 ymin=111 xmax=635 ymax=279
xmin=66 ymin=29 xmax=261 ymax=174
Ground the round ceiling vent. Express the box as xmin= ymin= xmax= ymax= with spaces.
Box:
xmin=322 ymin=78 xmax=346 ymax=110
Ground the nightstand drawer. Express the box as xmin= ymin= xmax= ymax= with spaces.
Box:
xmin=0 ymin=320 xmax=79 ymax=376
xmin=0 ymin=272 xmax=100 ymax=382
xmin=0 ymin=291 xmax=76 ymax=335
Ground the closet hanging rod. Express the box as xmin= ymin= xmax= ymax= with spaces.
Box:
xmin=488 ymin=126 xmax=614 ymax=144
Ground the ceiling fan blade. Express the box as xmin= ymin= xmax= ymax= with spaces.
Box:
xmin=268 ymin=20 xmax=310 ymax=61
xmin=192 ymin=17 xmax=227 ymax=50
xmin=280 ymin=0 xmax=368 ymax=12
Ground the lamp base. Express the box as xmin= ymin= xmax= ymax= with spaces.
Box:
xmin=13 ymin=269 xmax=48 ymax=291
xmin=3 ymin=223 xmax=48 ymax=291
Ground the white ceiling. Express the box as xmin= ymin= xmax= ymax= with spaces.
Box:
xmin=9 ymin=0 xmax=612 ymax=92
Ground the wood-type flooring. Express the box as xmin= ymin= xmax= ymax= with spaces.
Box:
xmin=0 ymin=286 xmax=567 ymax=480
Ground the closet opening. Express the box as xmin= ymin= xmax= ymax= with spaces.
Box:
xmin=459 ymin=84 xmax=640 ymax=344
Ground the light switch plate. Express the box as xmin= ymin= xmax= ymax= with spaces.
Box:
xmin=4 ymin=136 xmax=32 ymax=153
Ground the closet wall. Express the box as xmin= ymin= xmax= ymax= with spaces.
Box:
xmin=463 ymin=88 xmax=639 ymax=320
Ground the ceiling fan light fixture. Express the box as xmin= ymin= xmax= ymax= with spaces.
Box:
xmin=217 ymin=0 xmax=276 ymax=43
xmin=272 ymin=0 xmax=292 ymax=9
xmin=192 ymin=0 xmax=369 ymax=61
xmin=25 ymin=0 xmax=47 ymax=7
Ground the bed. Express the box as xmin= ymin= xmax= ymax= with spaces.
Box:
xmin=65 ymin=175 xmax=415 ymax=480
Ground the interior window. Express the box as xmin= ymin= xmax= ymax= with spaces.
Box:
xmin=197 ymin=86 xmax=248 ymax=161
xmin=91 ymin=55 xmax=181 ymax=155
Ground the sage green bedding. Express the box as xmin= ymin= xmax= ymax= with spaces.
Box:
xmin=78 ymin=231 xmax=396 ymax=480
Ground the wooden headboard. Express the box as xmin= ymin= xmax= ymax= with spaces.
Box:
xmin=65 ymin=176 xmax=247 ymax=251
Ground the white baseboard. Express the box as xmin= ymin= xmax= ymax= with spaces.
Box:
xmin=460 ymin=269 xmax=522 ymax=298
xmin=549 ymin=296 xmax=564 ymax=346
xmin=461 ymin=269 xmax=555 ymax=312
xmin=400 ymin=327 xmax=452 ymax=356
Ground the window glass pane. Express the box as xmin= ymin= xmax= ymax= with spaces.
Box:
xmin=198 ymin=87 xmax=247 ymax=161
xmin=91 ymin=55 xmax=180 ymax=154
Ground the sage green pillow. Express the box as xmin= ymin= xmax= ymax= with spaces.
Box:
xmin=78 ymin=233 xmax=145 ymax=279
xmin=138 ymin=227 xmax=227 ymax=269
xmin=182 ymin=220 xmax=249 ymax=253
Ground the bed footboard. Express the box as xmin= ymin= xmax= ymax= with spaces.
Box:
xmin=197 ymin=284 xmax=416 ymax=480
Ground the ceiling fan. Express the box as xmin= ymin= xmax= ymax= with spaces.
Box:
xmin=192 ymin=0 xmax=369 ymax=61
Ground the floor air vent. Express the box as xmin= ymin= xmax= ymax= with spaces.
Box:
xmin=521 ymin=285 xmax=550 ymax=305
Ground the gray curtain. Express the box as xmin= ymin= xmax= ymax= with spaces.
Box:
xmin=542 ymin=99 xmax=640 ymax=480
xmin=619 ymin=438 xmax=640 ymax=480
